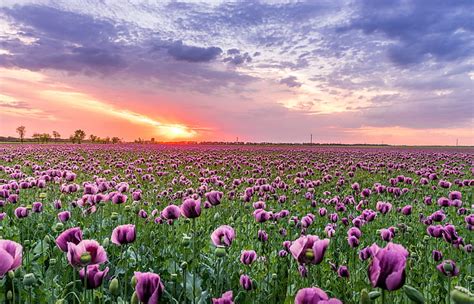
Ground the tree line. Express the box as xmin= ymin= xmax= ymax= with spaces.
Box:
xmin=11 ymin=126 xmax=121 ymax=144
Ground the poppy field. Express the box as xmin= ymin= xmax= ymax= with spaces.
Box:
xmin=0 ymin=144 xmax=472 ymax=304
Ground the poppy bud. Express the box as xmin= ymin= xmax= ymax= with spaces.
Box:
xmin=403 ymin=285 xmax=425 ymax=304
xmin=7 ymin=291 xmax=12 ymax=300
xmin=8 ymin=270 xmax=15 ymax=279
xmin=39 ymin=192 xmax=47 ymax=199
xmin=111 ymin=212 xmax=119 ymax=221
xmin=55 ymin=300 xmax=65 ymax=304
xmin=359 ymin=289 xmax=371 ymax=304
xmin=171 ymin=273 xmax=178 ymax=281
xmin=102 ymin=237 xmax=110 ymax=247
xmin=131 ymin=275 xmax=137 ymax=288
xmin=109 ymin=278 xmax=120 ymax=295
xmin=131 ymin=291 xmax=139 ymax=304
xmin=272 ymin=273 xmax=277 ymax=280
xmin=50 ymin=258 xmax=57 ymax=265
xmin=23 ymin=273 xmax=36 ymax=287
xmin=369 ymin=291 xmax=381 ymax=300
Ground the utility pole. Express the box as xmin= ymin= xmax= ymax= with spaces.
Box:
xmin=456 ymin=138 xmax=458 ymax=146
xmin=310 ymin=134 xmax=312 ymax=145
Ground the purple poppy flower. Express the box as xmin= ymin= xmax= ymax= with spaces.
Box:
xmin=161 ymin=205 xmax=181 ymax=220
xmin=134 ymin=272 xmax=164 ymax=304
xmin=240 ymin=250 xmax=257 ymax=265
xmin=294 ymin=287 xmax=342 ymax=304
xmin=338 ymin=265 xmax=350 ymax=278
xmin=212 ymin=290 xmax=233 ymax=304
xmin=206 ymin=191 xmax=223 ymax=206
xmin=240 ymin=274 xmax=253 ymax=291
xmin=14 ymin=207 xmax=28 ymax=219
xmin=257 ymin=230 xmax=268 ymax=242
xmin=289 ymin=235 xmax=330 ymax=265
xmin=0 ymin=240 xmax=23 ymax=277
xmin=79 ymin=264 xmax=109 ymax=289
xmin=211 ymin=225 xmax=235 ymax=247
xmin=436 ymin=260 xmax=459 ymax=277
xmin=67 ymin=240 xmax=107 ymax=267
xmin=56 ymin=227 xmax=83 ymax=252
xmin=111 ymin=224 xmax=136 ymax=246
xmin=181 ymin=198 xmax=201 ymax=219
xmin=58 ymin=211 xmax=71 ymax=223
xmin=432 ymin=250 xmax=443 ymax=262
xmin=32 ymin=202 xmax=43 ymax=213
xmin=368 ymin=242 xmax=408 ymax=291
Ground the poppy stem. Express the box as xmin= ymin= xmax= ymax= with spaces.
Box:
xmin=83 ymin=265 xmax=88 ymax=303
xmin=192 ymin=218 xmax=197 ymax=304
xmin=447 ymin=277 xmax=451 ymax=304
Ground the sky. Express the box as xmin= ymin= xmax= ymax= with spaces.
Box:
xmin=0 ymin=0 xmax=473 ymax=145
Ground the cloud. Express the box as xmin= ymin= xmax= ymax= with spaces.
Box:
xmin=280 ymin=76 xmax=302 ymax=88
xmin=0 ymin=4 xmax=251 ymax=92
xmin=166 ymin=40 xmax=222 ymax=62
xmin=339 ymin=0 xmax=474 ymax=66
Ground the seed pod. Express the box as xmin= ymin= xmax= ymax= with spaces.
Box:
xmin=7 ymin=291 xmax=13 ymax=300
xmin=53 ymin=222 xmax=64 ymax=232
xmin=23 ymin=273 xmax=37 ymax=287
xmin=403 ymin=285 xmax=425 ymax=303
xmin=451 ymin=286 xmax=474 ymax=304
xmin=171 ymin=273 xmax=178 ymax=282
xmin=215 ymin=245 xmax=226 ymax=257
xmin=181 ymin=262 xmax=188 ymax=269
xmin=182 ymin=235 xmax=191 ymax=246
xmin=80 ymin=252 xmax=92 ymax=265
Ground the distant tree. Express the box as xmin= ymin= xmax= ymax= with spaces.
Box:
xmin=111 ymin=137 xmax=121 ymax=144
xmin=52 ymin=131 xmax=61 ymax=142
xmin=104 ymin=137 xmax=111 ymax=144
xmin=89 ymin=134 xmax=97 ymax=142
xmin=16 ymin=126 xmax=26 ymax=143
xmin=32 ymin=133 xmax=41 ymax=143
xmin=40 ymin=133 xmax=51 ymax=143
xmin=73 ymin=129 xmax=86 ymax=144
xmin=69 ymin=135 xmax=76 ymax=143
xmin=151 ymin=137 xmax=155 ymax=143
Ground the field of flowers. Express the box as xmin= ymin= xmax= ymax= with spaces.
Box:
xmin=0 ymin=144 xmax=472 ymax=304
